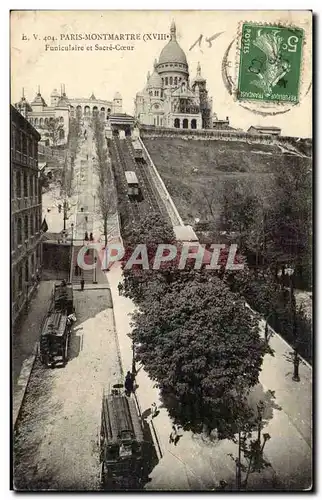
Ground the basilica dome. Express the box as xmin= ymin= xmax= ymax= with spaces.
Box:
xmin=158 ymin=21 xmax=188 ymax=66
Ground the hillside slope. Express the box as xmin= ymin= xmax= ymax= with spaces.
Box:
xmin=143 ymin=137 xmax=311 ymax=224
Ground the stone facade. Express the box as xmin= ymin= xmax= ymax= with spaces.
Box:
xmin=134 ymin=21 xmax=226 ymax=130
xmin=11 ymin=105 xmax=43 ymax=327
xmin=15 ymin=86 xmax=122 ymax=145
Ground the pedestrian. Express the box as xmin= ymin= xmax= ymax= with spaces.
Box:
xmin=151 ymin=402 xmax=159 ymax=419
xmin=124 ymin=370 xmax=134 ymax=395
xmin=169 ymin=425 xmax=181 ymax=446
xmin=264 ymin=322 xmax=269 ymax=343
xmin=169 ymin=425 xmax=177 ymax=444
xmin=74 ymin=264 xmax=79 ymax=277
xmin=84 ymin=231 xmax=89 ymax=241
xmin=80 ymin=278 xmax=85 ymax=291
xmin=90 ymin=232 xmax=94 ymax=242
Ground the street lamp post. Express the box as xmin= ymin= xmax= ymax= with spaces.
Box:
xmin=93 ymin=256 xmax=97 ymax=284
xmin=286 ymin=268 xmax=301 ymax=382
xmin=68 ymin=223 xmax=74 ymax=285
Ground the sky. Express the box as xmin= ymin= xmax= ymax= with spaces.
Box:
xmin=11 ymin=10 xmax=312 ymax=137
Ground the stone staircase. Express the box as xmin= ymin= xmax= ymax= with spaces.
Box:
xmin=71 ymin=245 xmax=94 ymax=285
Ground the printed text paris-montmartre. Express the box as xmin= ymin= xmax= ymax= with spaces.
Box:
xmin=60 ymin=33 xmax=169 ymax=41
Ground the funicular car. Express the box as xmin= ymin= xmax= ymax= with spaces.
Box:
xmin=125 ymin=171 xmax=139 ymax=199
xmin=99 ymin=383 xmax=147 ymax=489
xmin=39 ymin=311 xmax=71 ymax=367
xmin=53 ymin=281 xmax=73 ymax=314
xmin=39 ymin=281 xmax=75 ymax=368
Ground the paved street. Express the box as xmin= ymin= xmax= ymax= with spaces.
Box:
xmin=14 ymin=289 xmax=119 ymax=491
xmin=13 ymin=281 xmax=55 ymax=387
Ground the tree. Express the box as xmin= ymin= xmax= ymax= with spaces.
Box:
xmin=131 ymin=278 xmax=270 ymax=438
xmin=93 ymin=116 xmax=117 ymax=246
xmin=46 ymin=118 xmax=64 ymax=147
xmin=263 ymin=158 xmax=311 ymax=287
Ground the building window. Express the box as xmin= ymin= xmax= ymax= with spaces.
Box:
xmin=28 ymin=137 xmax=33 ymax=157
xmin=34 ymin=117 xmax=38 ymax=126
xmin=31 ymin=213 xmax=35 ymax=235
xmin=18 ymin=266 xmax=23 ymax=291
xmin=25 ymin=260 xmax=29 ymax=284
xmin=17 ymin=130 xmax=22 ymax=152
xmin=161 ymin=78 xmax=164 ymax=85
xmin=16 ymin=171 xmax=22 ymax=198
xmin=24 ymin=172 xmax=28 ymax=197
xmin=174 ymin=77 xmax=178 ymax=86
xmin=35 ymin=209 xmax=39 ymax=232
xmin=183 ymin=118 xmax=188 ymax=129
xmin=24 ymin=214 xmax=29 ymax=241
xmin=31 ymin=253 xmax=35 ymax=275
xmin=191 ymin=119 xmax=197 ymax=129
xmin=174 ymin=118 xmax=180 ymax=128
xmin=17 ymin=218 xmax=22 ymax=245
xmin=170 ymin=77 xmax=173 ymax=85
xmin=29 ymin=175 xmax=33 ymax=198
xmin=165 ymin=77 xmax=168 ymax=85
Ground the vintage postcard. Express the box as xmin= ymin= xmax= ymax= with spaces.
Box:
xmin=11 ymin=10 xmax=312 ymax=492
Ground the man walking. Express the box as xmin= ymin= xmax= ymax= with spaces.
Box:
xmin=124 ymin=371 xmax=134 ymax=396
xmin=80 ymin=277 xmax=85 ymax=291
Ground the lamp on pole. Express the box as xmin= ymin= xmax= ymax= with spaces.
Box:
xmin=286 ymin=267 xmax=300 ymax=382
xmin=93 ymin=256 xmax=97 ymax=284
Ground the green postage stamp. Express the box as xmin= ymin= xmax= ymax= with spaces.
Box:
xmin=237 ymin=23 xmax=304 ymax=103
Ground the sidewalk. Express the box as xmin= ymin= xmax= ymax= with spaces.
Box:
xmin=13 ymin=281 xmax=55 ymax=426
xmin=107 ymin=265 xmax=312 ymax=491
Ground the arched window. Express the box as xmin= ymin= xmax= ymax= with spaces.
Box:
xmin=170 ymin=77 xmax=173 ymax=85
xmin=165 ymin=77 xmax=168 ymax=85
xmin=60 ymin=116 xmax=64 ymax=123
xmin=34 ymin=117 xmax=38 ymax=126
xmin=161 ymin=78 xmax=164 ymax=85
xmin=101 ymin=107 xmax=105 ymax=113
xmin=44 ymin=118 xmax=48 ymax=125
xmin=92 ymin=106 xmax=98 ymax=115
xmin=39 ymin=118 xmax=43 ymax=127
xmin=174 ymin=118 xmax=180 ymax=128
xmin=29 ymin=118 xmax=33 ymax=125
xmin=107 ymin=108 xmax=111 ymax=113
xmin=191 ymin=119 xmax=197 ymax=129
xmin=24 ymin=214 xmax=29 ymax=241
xmin=183 ymin=118 xmax=188 ymax=129
xmin=174 ymin=77 xmax=178 ymax=86
xmin=17 ymin=218 xmax=22 ymax=245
